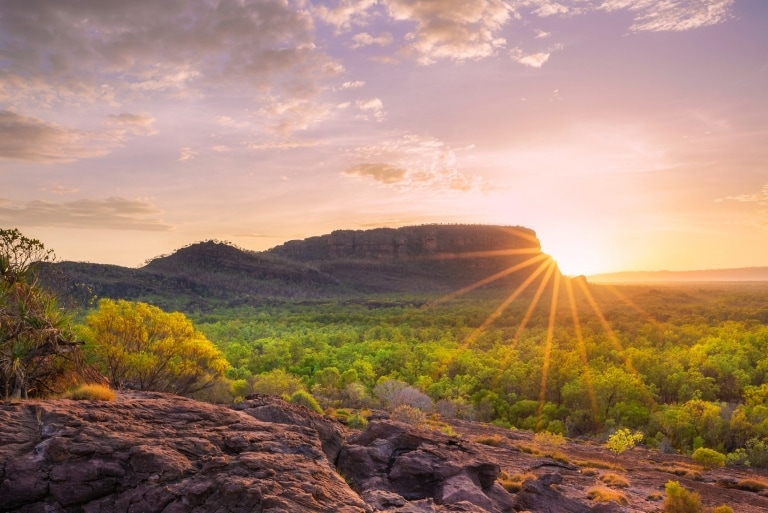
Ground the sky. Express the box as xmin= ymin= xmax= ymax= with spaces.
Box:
xmin=1 ymin=0 xmax=767 ymax=275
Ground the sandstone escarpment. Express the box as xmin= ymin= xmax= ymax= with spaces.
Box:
xmin=269 ymin=225 xmax=540 ymax=263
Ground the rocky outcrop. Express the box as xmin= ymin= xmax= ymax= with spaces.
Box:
xmin=233 ymin=393 xmax=345 ymax=464
xmin=6 ymin=393 xmax=766 ymax=513
xmin=0 ymin=392 xmax=369 ymax=513
xmin=338 ymin=421 xmax=515 ymax=513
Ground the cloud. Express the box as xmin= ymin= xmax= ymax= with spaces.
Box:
xmin=316 ymin=0 xmax=736 ymax=67
xmin=351 ymin=32 xmax=395 ymax=48
xmin=0 ymin=110 xmax=113 ymax=163
xmin=47 ymin=186 xmax=80 ymax=195
xmin=342 ymin=134 xmax=492 ymax=192
xmin=0 ymin=197 xmax=172 ymax=231
xmin=383 ymin=0 xmax=513 ymax=63
xmin=178 ymin=147 xmax=198 ymax=162
xmin=511 ymin=49 xmax=551 ymax=68
xmin=107 ymin=113 xmax=158 ymax=136
xmin=344 ymin=163 xmax=408 ymax=184
xmin=246 ymin=140 xmax=322 ymax=151
xmin=341 ymin=80 xmax=367 ymax=89
xmin=718 ymin=184 xmax=768 ymax=225
xmin=216 ymin=116 xmax=250 ymax=129
xmin=258 ymin=95 xmax=338 ymax=136
xmin=719 ymin=185 xmax=768 ymax=204
xmin=314 ymin=0 xmax=379 ymax=32
xmin=0 ymin=0 xmax=340 ymax=107
xmin=600 ymin=0 xmax=734 ymax=32
xmin=356 ymin=98 xmax=387 ymax=122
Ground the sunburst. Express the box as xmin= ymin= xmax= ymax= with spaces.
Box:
xmin=421 ymin=231 xmax=658 ymax=430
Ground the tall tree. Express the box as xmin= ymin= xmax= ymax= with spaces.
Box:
xmin=0 ymin=229 xmax=82 ymax=399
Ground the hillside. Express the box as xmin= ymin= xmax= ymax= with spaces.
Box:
xmin=38 ymin=224 xmax=544 ymax=310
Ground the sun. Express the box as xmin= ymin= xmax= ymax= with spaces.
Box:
xmin=543 ymin=244 xmax=614 ymax=277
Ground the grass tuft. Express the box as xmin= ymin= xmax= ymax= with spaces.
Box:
xmin=498 ymin=470 xmax=537 ymax=493
xmin=733 ymin=479 xmax=768 ymax=493
xmin=64 ymin=384 xmax=116 ymax=401
xmin=473 ymin=434 xmax=505 ymax=446
xmin=599 ymin=472 xmax=630 ymax=488
xmin=586 ymin=486 xmax=629 ymax=505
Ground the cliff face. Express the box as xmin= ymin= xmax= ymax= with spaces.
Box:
xmin=269 ymin=225 xmax=541 ymax=262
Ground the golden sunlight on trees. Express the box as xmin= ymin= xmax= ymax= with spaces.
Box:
xmin=83 ymin=299 xmax=229 ymax=395
xmin=1 ymin=228 xmax=84 ymax=399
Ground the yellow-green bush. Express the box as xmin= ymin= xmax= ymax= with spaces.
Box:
xmin=691 ymin=447 xmax=725 ymax=469
xmin=663 ymin=480 xmax=702 ymax=513
xmin=289 ymin=390 xmax=324 ymax=414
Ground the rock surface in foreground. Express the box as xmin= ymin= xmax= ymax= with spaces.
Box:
xmin=0 ymin=392 xmax=369 ymax=512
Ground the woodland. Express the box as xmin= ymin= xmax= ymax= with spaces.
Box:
xmin=5 ymin=226 xmax=768 ymax=472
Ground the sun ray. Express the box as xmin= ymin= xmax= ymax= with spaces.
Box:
xmin=603 ymin=284 xmax=662 ymax=329
xmin=496 ymin=260 xmax=557 ymax=374
xmin=425 ymin=253 xmax=549 ymax=308
xmin=498 ymin=226 xmax=542 ymax=245
xmin=537 ymin=271 xmax=561 ymax=423
xmin=574 ymin=278 xmax=657 ymax=408
xmin=460 ymin=258 xmax=555 ymax=351
xmin=425 ymin=247 xmax=542 ymax=260
xmin=564 ymin=277 xmax=599 ymax=425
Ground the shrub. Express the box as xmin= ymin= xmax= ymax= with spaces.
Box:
xmin=534 ymin=430 xmax=566 ymax=449
xmin=725 ymin=448 xmax=749 ymax=466
xmin=347 ymin=413 xmax=369 ymax=429
xmin=663 ymin=480 xmax=702 ymax=513
xmin=64 ymin=384 xmax=116 ymax=401
xmin=390 ymin=404 xmax=427 ymax=426
xmin=745 ymin=437 xmax=768 ymax=468
xmin=711 ymin=506 xmax=733 ymax=513
xmin=599 ymin=473 xmax=630 ymax=488
xmin=691 ymin=447 xmax=725 ymax=469
xmin=606 ymin=428 xmax=643 ymax=457
xmin=586 ymin=487 xmax=628 ymax=505
xmin=289 ymin=390 xmax=324 ymax=414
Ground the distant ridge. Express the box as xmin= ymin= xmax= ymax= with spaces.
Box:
xmin=38 ymin=224 xmax=544 ymax=310
xmin=589 ymin=266 xmax=768 ymax=283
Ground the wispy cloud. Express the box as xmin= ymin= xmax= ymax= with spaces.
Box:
xmin=107 ymin=113 xmax=158 ymax=136
xmin=342 ymin=135 xmax=492 ymax=192
xmin=0 ymin=110 xmax=113 ymax=163
xmin=385 ymin=0 xmax=512 ymax=63
xmin=313 ymin=0 xmax=379 ymax=32
xmin=356 ymin=98 xmax=387 ymax=122
xmin=600 ymin=0 xmax=734 ymax=32
xmin=0 ymin=197 xmax=172 ymax=231
xmin=716 ymin=184 xmax=768 ymax=225
xmin=178 ymin=147 xmax=198 ymax=162
xmin=351 ymin=32 xmax=395 ymax=48
xmin=718 ymin=184 xmax=768 ymax=204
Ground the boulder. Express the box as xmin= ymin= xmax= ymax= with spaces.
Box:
xmin=337 ymin=421 xmax=515 ymax=512
xmin=234 ymin=393 xmax=345 ymax=463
